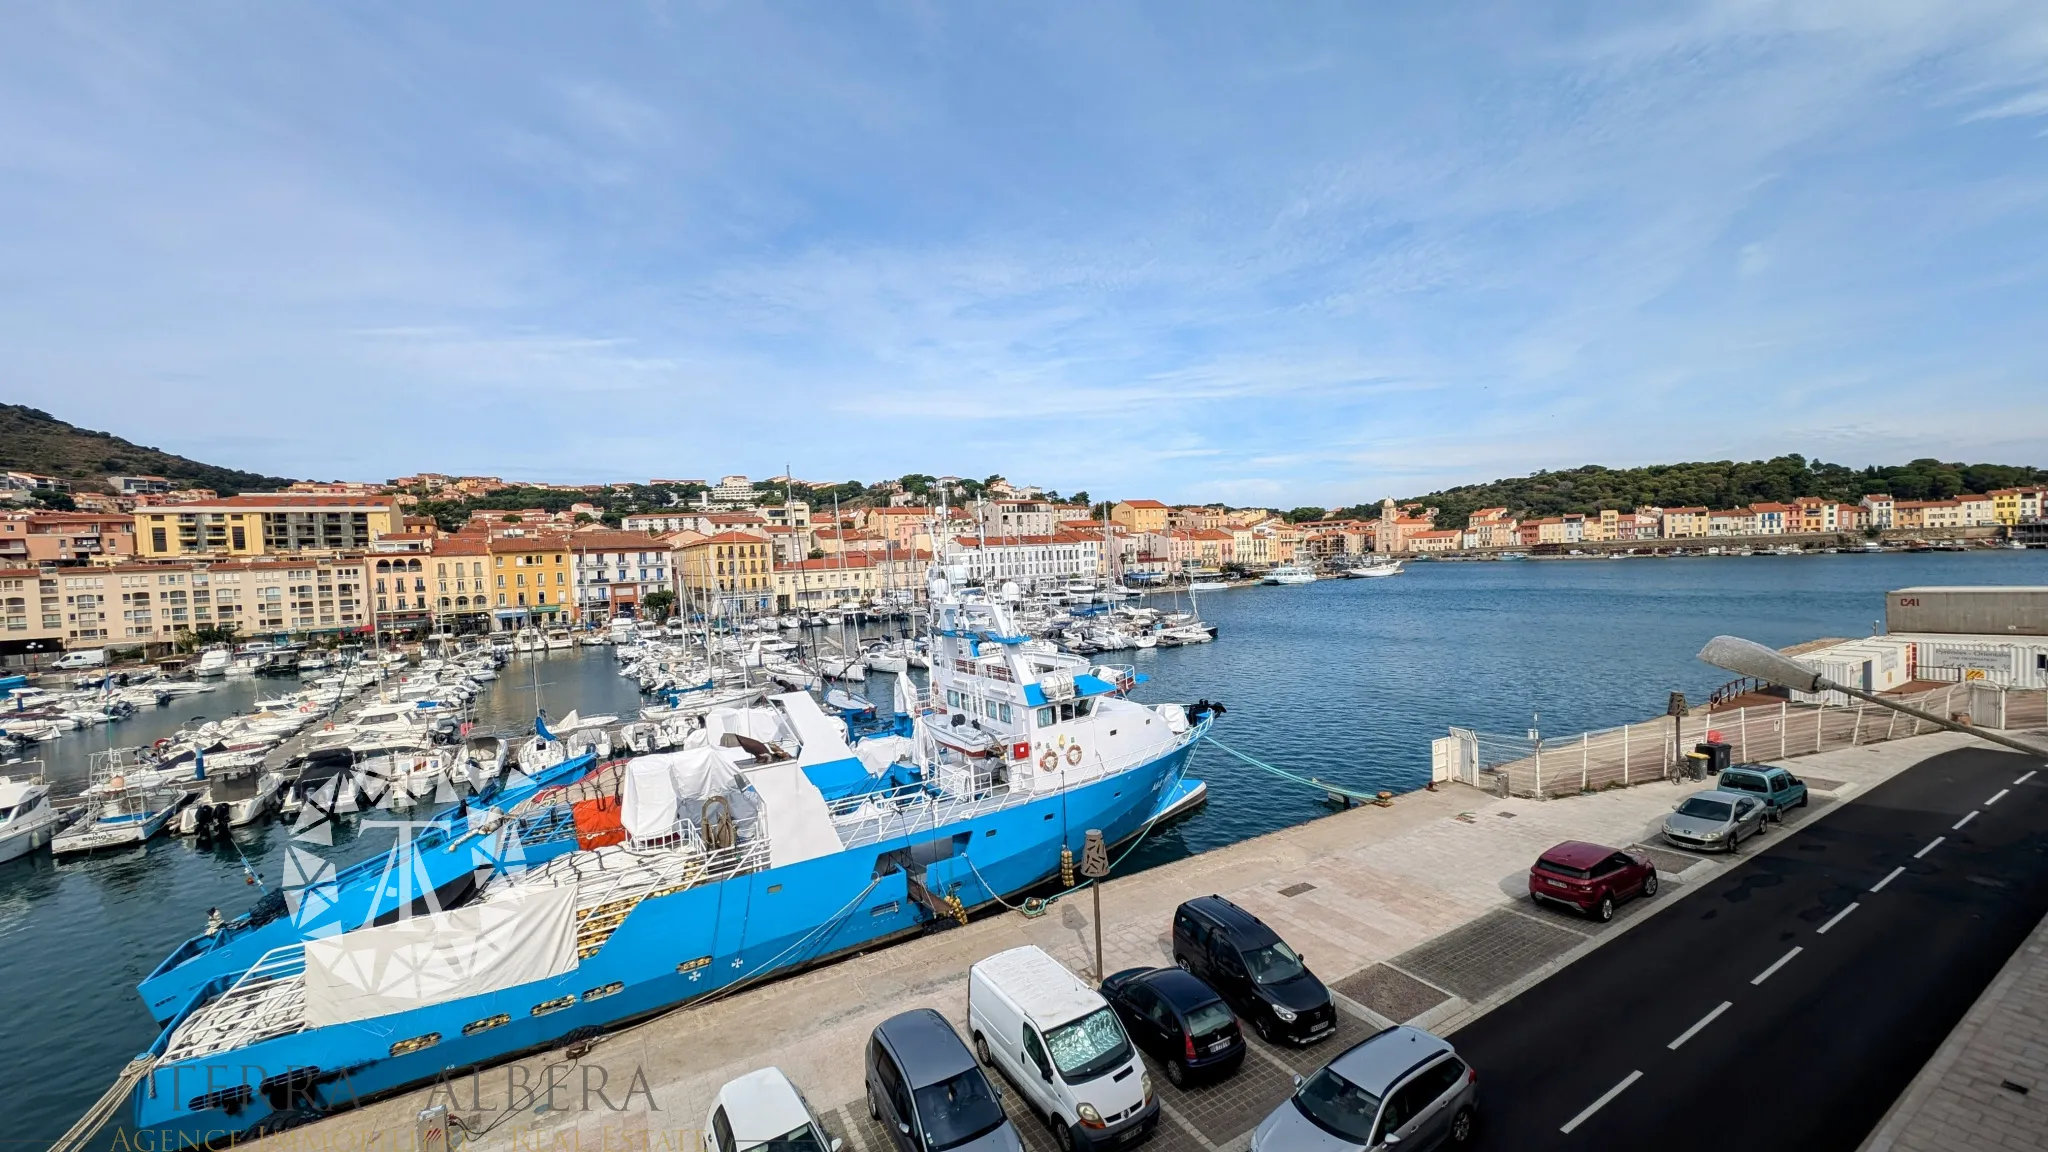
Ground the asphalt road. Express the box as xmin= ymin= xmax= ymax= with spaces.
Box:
xmin=1457 ymin=745 xmax=2048 ymax=1152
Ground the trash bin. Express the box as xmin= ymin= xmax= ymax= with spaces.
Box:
xmin=1694 ymin=741 xmax=1732 ymax=775
xmin=1683 ymin=751 xmax=1710 ymax=781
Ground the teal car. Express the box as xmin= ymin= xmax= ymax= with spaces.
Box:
xmin=1715 ymin=764 xmax=1809 ymax=821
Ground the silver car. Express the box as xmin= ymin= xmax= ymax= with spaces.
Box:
xmin=1663 ymin=789 xmax=1768 ymax=853
xmin=1251 ymin=1026 xmax=1477 ymax=1151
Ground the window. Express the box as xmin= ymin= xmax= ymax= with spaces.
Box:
xmin=1037 ymin=706 xmax=1055 ymax=726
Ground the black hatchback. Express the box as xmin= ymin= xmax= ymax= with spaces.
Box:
xmin=1100 ymin=966 xmax=1246 ymax=1086
xmin=1172 ymin=896 xmax=1336 ymax=1046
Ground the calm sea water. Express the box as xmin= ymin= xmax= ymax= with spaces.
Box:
xmin=5 ymin=550 xmax=2043 ymax=1140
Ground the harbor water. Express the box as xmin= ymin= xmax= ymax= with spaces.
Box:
xmin=5 ymin=550 xmax=2045 ymax=1142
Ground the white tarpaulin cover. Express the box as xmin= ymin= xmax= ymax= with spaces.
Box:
xmin=855 ymin=734 xmax=914 ymax=778
xmin=620 ymin=747 xmax=750 ymax=842
xmin=301 ymin=884 xmax=578 ymax=1027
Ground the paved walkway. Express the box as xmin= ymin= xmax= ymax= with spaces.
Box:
xmin=1864 ymin=909 xmax=2048 ymax=1151
xmin=240 ymin=732 xmax=1976 ymax=1152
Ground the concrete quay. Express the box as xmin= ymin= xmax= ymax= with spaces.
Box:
xmin=244 ymin=732 xmax=1973 ymax=1152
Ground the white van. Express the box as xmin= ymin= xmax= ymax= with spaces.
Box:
xmin=967 ymin=946 xmax=1158 ymax=1150
xmin=52 ymin=649 xmax=108 ymax=670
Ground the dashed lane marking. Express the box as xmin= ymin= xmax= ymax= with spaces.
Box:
xmin=1667 ymin=1002 xmax=1731 ymax=1051
xmin=1986 ymin=789 xmax=2010 ymax=807
xmin=1871 ymin=866 xmax=1905 ymax=893
xmin=2018 ymin=770 xmax=2038 ymax=785
xmin=1560 ymin=1070 xmax=1643 ymax=1135
xmin=1915 ymin=837 xmax=1945 ymax=859
xmin=1752 ymin=946 xmax=1803 ymax=986
xmin=1954 ymin=811 xmax=1979 ymax=831
xmin=1817 ymin=903 xmax=1860 ymax=935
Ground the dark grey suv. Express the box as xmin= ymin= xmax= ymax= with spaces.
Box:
xmin=1251 ymin=1026 xmax=1477 ymax=1150
xmin=867 ymin=1009 xmax=1024 ymax=1152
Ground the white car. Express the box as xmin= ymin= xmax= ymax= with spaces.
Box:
xmin=705 ymin=1068 xmax=843 ymax=1152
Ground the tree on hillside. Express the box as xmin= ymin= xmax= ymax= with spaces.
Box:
xmin=1284 ymin=506 xmax=1328 ymax=523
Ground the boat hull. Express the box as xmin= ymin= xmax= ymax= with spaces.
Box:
xmin=133 ymin=732 xmax=1205 ymax=1146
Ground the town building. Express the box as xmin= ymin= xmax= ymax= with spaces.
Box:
xmin=108 ymin=475 xmax=171 ymax=497
xmin=1661 ymin=507 xmax=1709 ymax=538
xmin=942 ymin=531 xmax=1102 ymax=587
xmin=427 ymin=537 xmax=492 ymax=632
xmin=0 ymin=512 xmax=136 ymax=566
xmin=133 ymin=493 xmax=400 ymax=558
xmin=482 ymin=532 xmax=575 ymax=630
xmin=676 ymin=531 xmax=776 ymax=617
xmin=1110 ymin=500 xmax=1171 ymax=534
xmin=571 ymin=532 xmax=676 ymax=623
xmin=774 ymin=556 xmax=879 ymax=609
xmin=1860 ymin=494 xmax=1895 ymax=529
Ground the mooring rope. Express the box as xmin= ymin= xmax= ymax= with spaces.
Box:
xmin=1199 ymin=734 xmax=1383 ymax=802
xmin=49 ymin=1055 xmax=153 ymax=1152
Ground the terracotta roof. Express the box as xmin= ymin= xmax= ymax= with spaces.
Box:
xmin=1119 ymin=499 xmax=1168 ymax=509
xmin=688 ymin=531 xmax=774 ymax=545
xmin=569 ymin=532 xmax=674 ymax=550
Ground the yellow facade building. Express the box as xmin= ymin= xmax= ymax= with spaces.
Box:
xmin=485 ymin=532 xmax=575 ymax=627
xmin=134 ymin=494 xmax=399 ymax=558
xmin=678 ymin=531 xmax=777 ymax=615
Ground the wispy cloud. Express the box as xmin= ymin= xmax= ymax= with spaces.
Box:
xmin=2 ymin=0 xmax=2045 ymax=498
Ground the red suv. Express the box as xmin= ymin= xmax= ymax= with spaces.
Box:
xmin=1528 ymin=841 xmax=1658 ymax=922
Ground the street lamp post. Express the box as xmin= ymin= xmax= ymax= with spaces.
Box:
xmin=1696 ymin=635 xmax=2045 ymax=758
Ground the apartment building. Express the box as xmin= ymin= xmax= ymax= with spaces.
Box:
xmin=0 ymin=569 xmax=64 ymax=659
xmin=59 ymin=557 xmax=374 ymax=646
xmin=134 ymin=493 xmax=399 ymax=558
xmin=485 ymin=532 xmax=576 ymax=629
xmin=942 ymin=531 xmax=1102 ymax=586
xmin=1110 ymin=500 xmax=1171 ymax=534
xmin=428 ymin=537 xmax=493 ymax=632
xmin=677 ymin=531 xmax=776 ymax=616
xmin=0 ymin=512 xmax=137 ymax=565
xmin=571 ymin=532 xmax=676 ymax=622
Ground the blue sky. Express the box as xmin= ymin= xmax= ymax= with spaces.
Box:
xmin=4 ymin=1 xmax=2047 ymax=505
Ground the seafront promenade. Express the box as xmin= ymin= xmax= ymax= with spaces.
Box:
xmin=243 ymin=731 xmax=2000 ymax=1152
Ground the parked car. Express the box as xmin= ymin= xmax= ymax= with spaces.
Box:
xmin=866 ymin=1009 xmax=1023 ymax=1152
xmin=1172 ymin=895 xmax=1336 ymax=1045
xmin=1713 ymin=764 xmax=1809 ymax=820
xmin=1100 ymin=966 xmax=1246 ymax=1086
xmin=1250 ymin=1026 xmax=1477 ymax=1151
xmin=1663 ymin=789 xmax=1769 ymax=853
xmin=1527 ymin=841 xmax=1659 ymax=922
xmin=705 ymin=1067 xmax=842 ymax=1152
xmin=968 ymin=946 xmax=1157 ymax=1151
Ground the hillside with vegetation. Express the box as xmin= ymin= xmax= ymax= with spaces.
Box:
xmin=1326 ymin=455 xmax=2048 ymax=527
xmin=0 ymin=404 xmax=296 ymax=503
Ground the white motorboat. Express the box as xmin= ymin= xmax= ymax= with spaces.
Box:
xmin=819 ymin=654 xmax=868 ymax=683
xmin=1342 ymin=560 xmax=1403 ymax=578
xmin=175 ymin=771 xmax=286 ymax=835
xmin=193 ymin=647 xmax=232 ymax=677
xmin=544 ymin=629 xmax=576 ymax=650
xmin=0 ymin=770 xmax=65 ymax=863
xmin=52 ymin=789 xmax=188 ymax=855
xmin=1187 ymin=580 xmax=1228 ymax=592
xmin=1262 ymin=565 xmax=1317 ymax=585
xmin=861 ymin=640 xmax=910 ymax=674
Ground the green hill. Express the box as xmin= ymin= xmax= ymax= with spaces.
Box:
xmin=1331 ymin=455 xmax=2048 ymax=527
xmin=0 ymin=404 xmax=297 ymax=498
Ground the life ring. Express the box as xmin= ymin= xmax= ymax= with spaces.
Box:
xmin=1039 ymin=749 xmax=1059 ymax=772
xmin=1066 ymin=744 xmax=1083 ymax=766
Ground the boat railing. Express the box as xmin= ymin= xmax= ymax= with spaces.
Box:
xmin=159 ymin=942 xmax=310 ymax=1063
xmin=833 ymin=724 xmax=1197 ymax=850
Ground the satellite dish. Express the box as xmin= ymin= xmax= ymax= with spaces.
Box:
xmin=1000 ymin=581 xmax=1023 ymax=601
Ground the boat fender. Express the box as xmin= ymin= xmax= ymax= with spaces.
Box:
xmin=1039 ymin=749 xmax=1059 ymax=772
xmin=1066 ymin=744 xmax=1083 ymax=766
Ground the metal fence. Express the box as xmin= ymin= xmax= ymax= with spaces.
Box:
xmin=1433 ymin=684 xmax=2048 ymax=799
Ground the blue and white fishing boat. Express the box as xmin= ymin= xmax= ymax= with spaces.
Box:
xmin=134 ymin=736 xmax=603 ymax=1025
xmin=129 ymin=571 xmax=1214 ymax=1144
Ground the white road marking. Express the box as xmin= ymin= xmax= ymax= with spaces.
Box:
xmin=1752 ymin=946 xmax=1804 ymax=986
xmin=1954 ymin=811 xmax=1979 ymax=830
xmin=1817 ymin=903 xmax=1860 ymax=935
xmin=1561 ymin=1070 xmax=1643 ymax=1134
xmin=1871 ymin=866 xmax=1906 ymax=893
xmin=1986 ymin=789 xmax=2010 ymax=807
xmin=1667 ymin=1002 xmax=1732 ymax=1050
xmin=2018 ymin=770 xmax=2038 ymax=786
xmin=1915 ymin=836 xmax=1945 ymax=859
